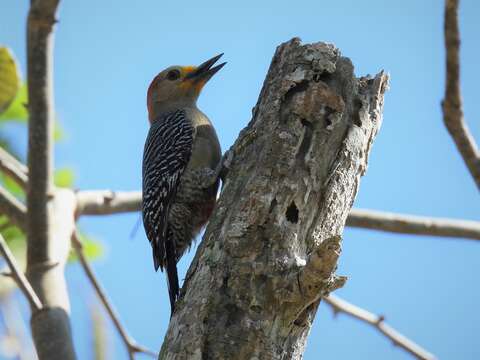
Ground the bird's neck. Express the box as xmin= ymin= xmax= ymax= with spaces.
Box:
xmin=148 ymin=100 xmax=198 ymax=123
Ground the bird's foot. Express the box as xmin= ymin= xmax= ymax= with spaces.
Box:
xmin=219 ymin=149 xmax=233 ymax=183
xmin=198 ymin=150 xmax=234 ymax=190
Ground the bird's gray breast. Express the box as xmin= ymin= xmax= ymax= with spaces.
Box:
xmin=182 ymin=107 xmax=221 ymax=171
xmin=188 ymin=124 xmax=221 ymax=170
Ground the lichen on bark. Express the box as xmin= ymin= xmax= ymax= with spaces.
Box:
xmin=159 ymin=38 xmax=388 ymax=360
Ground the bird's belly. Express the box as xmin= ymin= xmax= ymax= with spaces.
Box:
xmin=167 ymin=168 xmax=219 ymax=259
xmin=191 ymin=196 xmax=217 ymax=233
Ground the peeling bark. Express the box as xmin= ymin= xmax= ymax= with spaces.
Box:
xmin=159 ymin=38 xmax=388 ymax=359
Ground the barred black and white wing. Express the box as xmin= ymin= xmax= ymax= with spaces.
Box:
xmin=142 ymin=110 xmax=193 ymax=271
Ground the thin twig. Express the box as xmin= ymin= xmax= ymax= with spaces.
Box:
xmin=71 ymin=231 xmax=157 ymax=359
xmin=0 ymin=148 xmax=28 ymax=189
xmin=0 ymin=234 xmax=42 ymax=311
xmin=0 ymin=185 xmax=26 ymax=230
xmin=323 ymin=294 xmax=436 ymax=360
xmin=347 ymin=208 xmax=480 ymax=240
xmin=442 ymin=0 xmax=480 ymax=189
xmin=75 ymin=190 xmax=141 ymax=216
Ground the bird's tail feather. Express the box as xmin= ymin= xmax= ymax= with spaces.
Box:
xmin=165 ymin=234 xmax=179 ymax=317
xmin=152 ymin=245 xmax=162 ymax=271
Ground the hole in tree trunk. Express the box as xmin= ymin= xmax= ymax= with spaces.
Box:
xmin=285 ymin=201 xmax=299 ymax=223
xmin=353 ymin=98 xmax=363 ymax=127
xmin=269 ymin=198 xmax=278 ymax=213
xmin=313 ymin=71 xmax=332 ymax=83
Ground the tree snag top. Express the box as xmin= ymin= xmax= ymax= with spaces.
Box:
xmin=160 ymin=38 xmax=388 ymax=360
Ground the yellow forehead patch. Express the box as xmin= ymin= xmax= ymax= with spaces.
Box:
xmin=180 ymin=66 xmax=196 ymax=77
xmin=179 ymin=66 xmax=205 ymax=93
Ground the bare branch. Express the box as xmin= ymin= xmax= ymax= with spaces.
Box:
xmin=347 ymin=208 xmax=480 ymax=240
xmin=71 ymin=231 xmax=157 ymax=359
xmin=27 ymin=0 xmax=60 ymax=266
xmin=75 ymin=190 xmax=141 ymax=216
xmin=0 ymin=185 xmax=26 ymax=229
xmin=28 ymin=189 xmax=77 ymax=360
xmin=0 ymin=147 xmax=28 ymax=189
xmin=90 ymin=304 xmax=108 ymax=360
xmin=26 ymin=0 xmax=77 ymax=358
xmin=0 ymin=173 xmax=153 ymax=358
xmin=73 ymin=190 xmax=480 ymax=242
xmin=442 ymin=0 xmax=480 ymax=189
xmin=0 ymin=234 xmax=42 ymax=311
xmin=323 ymin=295 xmax=436 ymax=360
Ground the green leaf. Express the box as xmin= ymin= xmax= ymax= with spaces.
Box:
xmin=1 ymin=172 xmax=24 ymax=198
xmin=54 ymin=167 xmax=75 ymax=188
xmin=54 ymin=120 xmax=65 ymax=141
xmin=0 ymin=47 xmax=21 ymax=115
xmin=82 ymin=238 xmax=104 ymax=260
xmin=0 ymin=83 xmax=28 ymax=122
xmin=69 ymin=233 xmax=104 ymax=262
xmin=0 ymin=217 xmax=26 ymax=297
xmin=0 ymin=217 xmax=26 ymax=257
xmin=1 ymin=219 xmax=23 ymax=243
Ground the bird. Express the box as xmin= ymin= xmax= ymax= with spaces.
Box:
xmin=142 ymin=54 xmax=226 ymax=315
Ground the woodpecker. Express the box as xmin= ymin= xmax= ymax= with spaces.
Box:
xmin=142 ymin=54 xmax=226 ymax=315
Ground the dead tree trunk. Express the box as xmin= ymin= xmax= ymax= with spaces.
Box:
xmin=159 ymin=38 xmax=388 ymax=359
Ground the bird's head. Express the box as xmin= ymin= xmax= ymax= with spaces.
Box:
xmin=147 ymin=53 xmax=226 ymax=123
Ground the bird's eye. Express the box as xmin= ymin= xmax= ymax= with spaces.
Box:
xmin=166 ymin=69 xmax=181 ymax=81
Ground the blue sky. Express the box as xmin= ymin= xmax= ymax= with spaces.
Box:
xmin=2 ymin=0 xmax=480 ymax=359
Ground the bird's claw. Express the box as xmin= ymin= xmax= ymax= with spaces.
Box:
xmin=219 ymin=149 xmax=233 ymax=182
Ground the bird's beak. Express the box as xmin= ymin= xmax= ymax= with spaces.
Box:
xmin=185 ymin=53 xmax=226 ymax=84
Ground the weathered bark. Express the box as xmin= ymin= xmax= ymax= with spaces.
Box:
xmin=159 ymin=38 xmax=388 ymax=359
xmin=26 ymin=1 xmax=77 ymax=359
